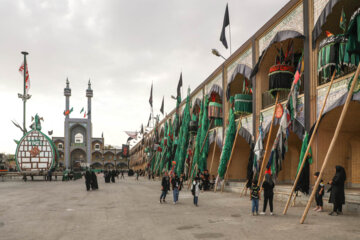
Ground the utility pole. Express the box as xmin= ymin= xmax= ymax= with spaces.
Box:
xmin=18 ymin=51 xmax=31 ymax=135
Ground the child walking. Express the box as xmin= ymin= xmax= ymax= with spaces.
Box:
xmin=313 ymin=171 xmax=325 ymax=212
xmin=250 ymin=180 xmax=260 ymax=216
xmin=191 ymin=177 xmax=200 ymax=206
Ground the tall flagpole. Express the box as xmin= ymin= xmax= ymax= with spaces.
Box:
xmin=228 ymin=4 xmax=232 ymax=55
xmin=19 ymin=51 xmax=30 ymax=136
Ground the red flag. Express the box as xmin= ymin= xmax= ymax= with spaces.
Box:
xmin=325 ymin=31 xmax=333 ymax=37
xmin=293 ymin=56 xmax=304 ymax=85
xmin=84 ymin=111 xmax=87 ymax=118
xmin=19 ymin=62 xmax=30 ymax=93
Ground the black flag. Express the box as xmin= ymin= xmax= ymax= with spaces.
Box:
xmin=160 ymin=96 xmax=164 ymax=114
xmin=141 ymin=124 xmax=144 ymax=134
xmin=149 ymin=84 xmax=153 ymax=107
xmin=147 ymin=113 xmax=151 ymax=127
xmin=177 ymin=73 xmax=182 ymax=98
xmin=220 ymin=4 xmax=230 ymax=49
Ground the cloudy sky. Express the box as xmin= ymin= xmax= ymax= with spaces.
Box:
xmin=0 ymin=0 xmax=289 ymax=153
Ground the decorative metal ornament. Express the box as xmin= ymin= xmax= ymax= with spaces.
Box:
xmin=275 ymin=103 xmax=284 ymax=119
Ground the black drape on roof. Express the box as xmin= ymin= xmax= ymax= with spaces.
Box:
xmin=226 ymin=64 xmax=253 ymax=101
xmin=250 ymin=30 xmax=304 ymax=78
xmin=207 ymin=84 xmax=223 ymax=99
xmin=312 ymin=0 xmax=342 ymax=49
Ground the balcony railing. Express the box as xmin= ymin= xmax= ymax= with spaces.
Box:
xmin=262 ymin=80 xmax=304 ymax=109
xmin=262 ymin=91 xmax=289 ymax=109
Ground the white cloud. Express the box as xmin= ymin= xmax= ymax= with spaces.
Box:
xmin=0 ymin=0 xmax=290 ymax=153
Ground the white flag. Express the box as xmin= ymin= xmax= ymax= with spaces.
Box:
xmin=19 ymin=62 xmax=30 ymax=94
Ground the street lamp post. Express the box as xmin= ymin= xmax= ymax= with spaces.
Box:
xmin=211 ymin=48 xmax=227 ymax=137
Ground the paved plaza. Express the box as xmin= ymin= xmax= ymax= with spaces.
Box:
xmin=0 ymin=175 xmax=359 ymax=240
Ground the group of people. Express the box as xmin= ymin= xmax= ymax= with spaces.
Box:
xmin=250 ymin=173 xmax=275 ymax=216
xmin=160 ymin=172 xmax=187 ymax=205
xmin=84 ymin=169 xmax=126 ymax=190
xmin=194 ymin=169 xmax=216 ymax=191
xmin=104 ymin=169 xmax=125 ymax=183
xmin=84 ymin=170 xmax=98 ymax=191
xmin=313 ymin=166 xmax=347 ymax=216
xmin=249 ymin=166 xmax=347 ymax=216
xmin=158 ymin=170 xmax=205 ymax=207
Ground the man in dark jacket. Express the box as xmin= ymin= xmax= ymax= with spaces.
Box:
xmin=328 ymin=166 xmax=346 ymax=216
xmin=203 ymin=170 xmax=210 ymax=191
xmin=171 ymin=173 xmax=181 ymax=204
xmin=160 ymin=172 xmax=170 ymax=203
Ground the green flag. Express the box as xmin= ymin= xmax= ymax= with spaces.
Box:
xmin=80 ymin=107 xmax=84 ymax=114
xmin=296 ymin=132 xmax=313 ymax=175
xmin=340 ymin=7 xmax=347 ymax=33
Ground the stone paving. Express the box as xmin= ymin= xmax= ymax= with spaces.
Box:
xmin=0 ymin=175 xmax=359 ymax=240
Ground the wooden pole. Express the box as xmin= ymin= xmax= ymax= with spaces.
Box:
xmin=257 ymin=93 xmax=279 ymax=187
xmin=214 ymin=175 xmax=220 ymax=192
xmin=240 ymin=180 xmax=248 ymax=197
xmin=200 ymin=119 xmax=214 ymax=154
xmin=188 ymin=163 xmax=198 ymax=189
xmin=186 ymin=135 xmax=196 ymax=186
xmin=155 ymin=146 xmax=167 ymax=174
xmin=221 ymin=116 xmax=243 ymax=192
xmin=292 ymin=192 xmax=297 ymax=207
xmin=209 ymin=131 xmax=218 ymax=175
xmin=300 ymin=64 xmax=360 ymax=224
xmin=283 ymin=71 xmax=336 ymax=215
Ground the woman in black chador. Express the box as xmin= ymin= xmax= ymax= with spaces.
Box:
xmin=104 ymin=170 xmax=111 ymax=183
xmin=91 ymin=171 xmax=98 ymax=190
xmin=261 ymin=173 xmax=275 ymax=215
xmin=85 ymin=170 xmax=91 ymax=191
xmin=328 ymin=166 xmax=346 ymax=216
xmin=111 ymin=170 xmax=116 ymax=183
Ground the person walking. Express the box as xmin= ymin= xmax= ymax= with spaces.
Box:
xmin=171 ymin=173 xmax=180 ymax=204
xmin=85 ymin=170 xmax=91 ymax=191
xmin=313 ymin=172 xmax=324 ymax=212
xmin=260 ymin=173 xmax=275 ymax=215
xmin=160 ymin=172 xmax=170 ymax=203
xmin=328 ymin=166 xmax=346 ymax=216
xmin=111 ymin=169 xmax=116 ymax=183
xmin=91 ymin=171 xmax=98 ymax=190
xmin=250 ymin=180 xmax=260 ymax=216
xmin=120 ymin=170 xmax=125 ymax=179
xmin=191 ymin=177 xmax=200 ymax=206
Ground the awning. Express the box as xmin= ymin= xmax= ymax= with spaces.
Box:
xmin=238 ymin=127 xmax=254 ymax=145
xmin=207 ymin=84 xmax=223 ymax=99
xmin=312 ymin=0 xmax=342 ymax=48
xmin=251 ymin=30 xmax=305 ymax=78
xmin=209 ymin=127 xmax=223 ymax=149
xmin=226 ymin=64 xmax=253 ymax=101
